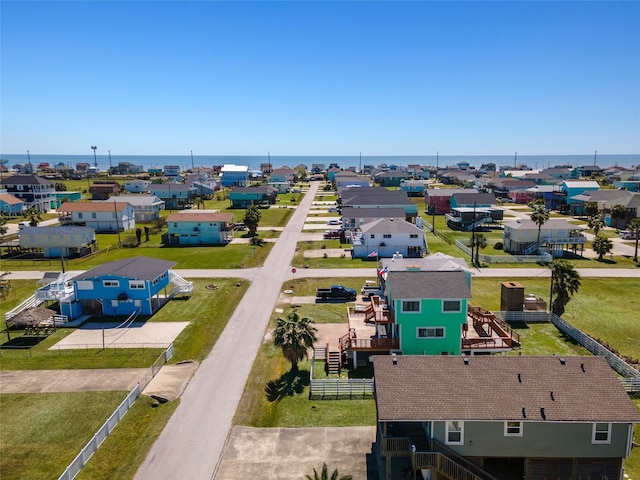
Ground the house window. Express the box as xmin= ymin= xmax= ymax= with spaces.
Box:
xmin=504 ymin=421 xmax=523 ymax=437
xmin=92 ymin=212 xmax=97 ymax=219
xmin=442 ymin=300 xmax=461 ymax=312
xmin=103 ymin=280 xmax=119 ymax=288
xmin=401 ymin=300 xmax=420 ymax=313
xmin=78 ymin=212 xmax=83 ymax=219
xmin=417 ymin=327 xmax=445 ymax=338
xmin=129 ymin=281 xmax=145 ymax=289
xmin=446 ymin=421 xmax=464 ymax=445
xmin=174 ymin=223 xmax=178 ymax=227
xmin=410 ymin=234 xmax=418 ymax=238
xmin=592 ymin=423 xmax=611 ymax=444
xmin=370 ymin=234 xmax=375 ymax=239
xmin=383 ymin=234 xmax=391 ymax=239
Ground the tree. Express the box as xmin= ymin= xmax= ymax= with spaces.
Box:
xmin=273 ymin=310 xmax=317 ymax=371
xmin=587 ymin=215 xmax=604 ymax=236
xmin=550 ymin=260 xmax=581 ymax=317
xmin=54 ymin=182 xmax=67 ymax=192
xmin=469 ymin=232 xmax=487 ymax=266
xmin=530 ymin=204 xmax=549 ymax=254
xmin=592 ymin=235 xmax=613 ymax=261
xmin=243 ymin=205 xmax=261 ymax=237
xmin=585 ymin=201 xmax=599 ymax=218
xmin=628 ymin=218 xmax=640 ymax=263
xmin=305 ymin=463 xmax=352 ymax=480
xmin=0 ymin=272 xmax=12 ymax=302
xmin=611 ymin=204 xmax=628 ymax=229
xmin=0 ymin=214 xmax=7 ymax=240
xmin=24 ymin=206 xmax=41 ymax=227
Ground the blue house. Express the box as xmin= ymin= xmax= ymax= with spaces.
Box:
xmin=399 ymin=180 xmax=426 ymax=197
xmin=558 ymin=180 xmax=600 ymax=215
xmin=57 ymin=257 xmax=192 ymax=319
xmin=0 ymin=193 xmax=24 ymax=217
xmin=220 ymin=164 xmax=249 ymax=187
xmin=228 ymin=186 xmax=277 ymax=208
xmin=165 ymin=211 xmax=234 ymax=245
xmin=147 ymin=183 xmax=197 ymax=210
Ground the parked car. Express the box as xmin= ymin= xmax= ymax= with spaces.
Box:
xmin=18 ymin=221 xmax=30 ymax=230
xmin=328 ymin=206 xmax=339 ymax=213
xmin=327 ymin=219 xmax=342 ymax=225
xmin=361 ymin=284 xmax=384 ymax=299
xmin=620 ymin=230 xmax=638 ymax=240
xmin=234 ymin=222 xmax=247 ymax=231
xmin=315 ymin=285 xmax=357 ymax=302
xmin=323 ymin=229 xmax=342 ymax=239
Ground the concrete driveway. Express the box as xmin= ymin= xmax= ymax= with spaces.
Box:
xmin=216 ymin=426 xmax=378 ymax=480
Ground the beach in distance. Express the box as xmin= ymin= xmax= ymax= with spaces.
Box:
xmin=1 ymin=153 xmax=639 ymax=173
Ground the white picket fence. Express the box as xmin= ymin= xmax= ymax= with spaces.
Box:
xmin=57 ymin=343 xmax=174 ymax=480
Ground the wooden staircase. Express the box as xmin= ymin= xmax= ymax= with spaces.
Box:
xmin=328 ymin=350 xmax=341 ymax=375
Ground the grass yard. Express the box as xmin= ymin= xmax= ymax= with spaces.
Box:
xmin=0 ymin=391 xmax=129 ymax=480
xmin=76 ymin=395 xmax=179 ymax=480
xmin=282 ymin=277 xmax=374 ymax=297
xmin=0 ymin=278 xmax=249 ymax=370
xmin=292 ymin=242 xmax=378 ymax=268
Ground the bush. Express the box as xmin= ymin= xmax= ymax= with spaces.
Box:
xmin=321 ymin=244 xmax=326 ymax=249
xmin=494 ymin=241 xmax=504 ymax=250
xmin=121 ymin=235 xmax=139 ymax=248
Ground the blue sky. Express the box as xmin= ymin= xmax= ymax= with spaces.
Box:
xmin=1 ymin=1 xmax=639 ymax=156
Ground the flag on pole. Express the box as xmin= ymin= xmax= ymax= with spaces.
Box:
xmin=367 ymin=251 xmax=378 ymax=258
xmin=379 ymin=266 xmax=388 ymax=280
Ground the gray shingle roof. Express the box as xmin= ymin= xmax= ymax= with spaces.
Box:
xmin=360 ymin=218 xmax=422 ymax=235
xmin=341 ymin=207 xmax=406 ymax=219
xmin=73 ymin=256 xmax=176 ymax=282
xmin=373 ymin=355 xmax=640 ymax=423
xmin=388 ymin=270 xmax=470 ymax=299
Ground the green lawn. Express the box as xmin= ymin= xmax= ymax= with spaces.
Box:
xmin=0 ymin=278 xmax=249 ymax=370
xmin=0 ymin=391 xmax=129 ymax=480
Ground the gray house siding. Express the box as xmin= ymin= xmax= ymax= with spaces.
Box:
xmin=431 ymin=421 xmax=632 ymax=458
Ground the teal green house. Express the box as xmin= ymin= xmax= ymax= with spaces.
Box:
xmin=386 ymin=270 xmax=471 ymax=356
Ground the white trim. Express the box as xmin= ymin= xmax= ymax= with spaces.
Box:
xmin=592 ymin=422 xmax=611 ymax=444
xmin=442 ymin=299 xmax=462 ymax=313
xmin=445 ymin=421 xmax=464 ymax=445
xmin=129 ymin=280 xmax=145 ymax=290
xmin=417 ymin=327 xmax=445 ymax=339
xmin=504 ymin=421 xmax=523 ymax=437
xmin=103 ymin=280 xmax=119 ymax=288
xmin=401 ymin=299 xmax=421 ymax=313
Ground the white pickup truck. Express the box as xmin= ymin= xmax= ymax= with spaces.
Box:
xmin=361 ymin=284 xmax=384 ymax=299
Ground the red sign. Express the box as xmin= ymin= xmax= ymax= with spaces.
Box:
xmin=291 ymin=268 xmax=297 ymax=274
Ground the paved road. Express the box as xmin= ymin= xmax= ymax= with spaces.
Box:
xmin=134 ymin=182 xmax=322 ymax=480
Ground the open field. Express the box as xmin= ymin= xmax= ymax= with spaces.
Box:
xmin=0 ymin=391 xmax=129 ymax=480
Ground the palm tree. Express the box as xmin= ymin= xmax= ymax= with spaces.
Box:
xmin=611 ymin=204 xmax=628 ymax=229
xmin=626 ymin=218 xmax=640 ymax=263
xmin=305 ymin=463 xmax=352 ymax=480
xmin=592 ymin=235 xmax=613 ymax=261
xmin=585 ymin=201 xmax=599 ymax=218
xmin=587 ymin=215 xmax=604 ymax=236
xmin=469 ymin=233 xmax=487 ymax=266
xmin=550 ymin=260 xmax=581 ymax=317
xmin=530 ymin=204 xmax=549 ymax=254
xmin=243 ymin=205 xmax=261 ymax=237
xmin=273 ymin=310 xmax=317 ymax=371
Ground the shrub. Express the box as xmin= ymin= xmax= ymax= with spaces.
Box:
xmin=494 ymin=241 xmax=504 ymax=250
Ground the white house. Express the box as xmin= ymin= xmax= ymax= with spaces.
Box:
xmin=100 ymin=194 xmax=164 ymax=222
xmin=503 ymin=218 xmax=586 ymax=256
xmin=19 ymin=226 xmax=97 ymax=258
xmin=350 ymin=217 xmax=427 ymax=258
xmin=58 ymin=201 xmax=135 ymax=233
xmin=124 ymin=179 xmax=151 ymax=193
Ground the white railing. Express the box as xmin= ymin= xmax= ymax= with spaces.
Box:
xmin=4 ymin=294 xmax=42 ymax=321
xmin=168 ymin=271 xmax=193 ymax=298
xmin=57 ymin=344 xmax=174 ymax=480
xmin=454 ymin=240 xmax=552 ymax=264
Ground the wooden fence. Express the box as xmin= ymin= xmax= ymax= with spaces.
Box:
xmin=309 ymin=378 xmax=374 ymax=400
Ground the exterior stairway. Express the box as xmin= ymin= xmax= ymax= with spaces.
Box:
xmin=327 ymin=350 xmax=341 ymax=375
xmin=168 ymin=271 xmax=194 ymax=298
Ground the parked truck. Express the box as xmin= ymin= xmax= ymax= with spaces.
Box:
xmin=361 ymin=284 xmax=384 ymax=299
xmin=315 ymin=285 xmax=357 ymax=302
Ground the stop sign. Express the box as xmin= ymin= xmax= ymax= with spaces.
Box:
xmin=291 ymin=268 xmax=297 ymax=274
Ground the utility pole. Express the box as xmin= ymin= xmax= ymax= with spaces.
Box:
xmin=108 ymin=150 xmax=112 ymax=178
xmin=91 ymin=146 xmax=97 ymax=168
xmin=113 ymin=199 xmax=121 ymax=247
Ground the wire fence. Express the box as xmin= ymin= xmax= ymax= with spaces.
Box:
xmin=57 ymin=343 xmax=173 ymax=480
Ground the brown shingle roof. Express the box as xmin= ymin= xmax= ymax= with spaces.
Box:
xmin=373 ymin=355 xmax=640 ymax=423
xmin=388 ymin=270 xmax=470 ymax=299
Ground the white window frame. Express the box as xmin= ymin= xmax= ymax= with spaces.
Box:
xmin=417 ymin=327 xmax=445 ymax=339
xmin=383 ymin=234 xmax=391 ymax=239
xmin=129 ymin=281 xmax=145 ymax=290
xmin=592 ymin=423 xmax=611 ymax=444
xmin=442 ymin=299 xmax=462 ymax=313
xmin=401 ymin=300 xmax=421 ymax=313
xmin=504 ymin=421 xmax=523 ymax=437
xmin=445 ymin=421 xmax=464 ymax=445
xmin=103 ymin=280 xmax=119 ymax=288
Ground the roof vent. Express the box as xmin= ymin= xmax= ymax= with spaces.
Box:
xmin=517 ymin=373 xmax=522 ymax=383
xmin=522 ymin=407 xmax=526 ymax=418
xmin=392 ymin=353 xmax=397 ymax=365
xmin=540 ymin=407 xmax=546 ymax=420
xmin=550 ymin=391 xmax=555 ymax=401
xmin=581 ymin=363 xmax=585 ymax=372
xmin=463 ymin=358 xmax=469 ymax=365
xmin=559 ymin=358 xmax=566 ymax=365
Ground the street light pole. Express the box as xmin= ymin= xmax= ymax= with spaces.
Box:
xmin=91 ymin=146 xmax=97 ymax=169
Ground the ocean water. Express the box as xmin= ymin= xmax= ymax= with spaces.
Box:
xmin=1 ymin=153 xmax=639 ymax=172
